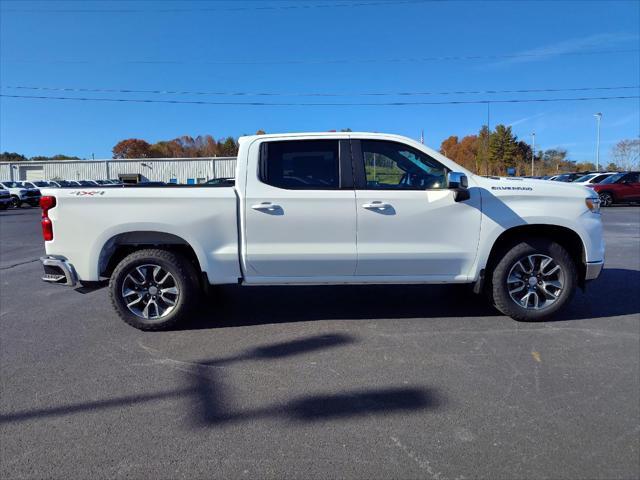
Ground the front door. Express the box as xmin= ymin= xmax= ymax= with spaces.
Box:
xmin=244 ymin=139 xmax=357 ymax=279
xmin=352 ymin=139 xmax=481 ymax=279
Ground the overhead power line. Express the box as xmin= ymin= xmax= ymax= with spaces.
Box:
xmin=5 ymin=85 xmax=639 ymax=98
xmin=1 ymin=0 xmax=435 ymax=13
xmin=1 ymin=93 xmax=638 ymax=106
xmin=4 ymin=49 xmax=638 ymax=65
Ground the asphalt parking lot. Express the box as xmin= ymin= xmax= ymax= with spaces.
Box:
xmin=1 ymin=207 xmax=639 ymax=479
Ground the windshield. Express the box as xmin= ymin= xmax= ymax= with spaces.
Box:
xmin=1 ymin=181 xmax=23 ymax=188
xmin=574 ymin=174 xmax=595 ymax=183
xmin=33 ymin=181 xmax=51 ymax=187
xmin=600 ymin=173 xmax=625 ymax=184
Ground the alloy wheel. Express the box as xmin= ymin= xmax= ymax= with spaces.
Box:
xmin=121 ymin=264 xmax=180 ymax=319
xmin=506 ymin=254 xmax=565 ymax=310
xmin=599 ymin=192 xmax=613 ymax=207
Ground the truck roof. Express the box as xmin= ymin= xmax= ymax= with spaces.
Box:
xmin=239 ymin=131 xmax=411 ymax=142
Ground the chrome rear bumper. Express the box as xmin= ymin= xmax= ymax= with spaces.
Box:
xmin=41 ymin=256 xmax=78 ymax=287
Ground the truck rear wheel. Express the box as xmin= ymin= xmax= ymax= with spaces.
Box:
xmin=490 ymin=239 xmax=577 ymax=321
xmin=109 ymin=249 xmax=200 ymax=331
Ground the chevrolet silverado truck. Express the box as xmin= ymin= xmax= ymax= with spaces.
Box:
xmin=39 ymin=132 xmax=604 ymax=330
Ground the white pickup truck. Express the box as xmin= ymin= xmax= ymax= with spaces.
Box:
xmin=39 ymin=132 xmax=604 ymax=330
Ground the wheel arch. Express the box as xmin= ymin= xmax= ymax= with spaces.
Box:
xmin=98 ymin=231 xmax=205 ymax=282
xmin=484 ymin=224 xmax=587 ymax=287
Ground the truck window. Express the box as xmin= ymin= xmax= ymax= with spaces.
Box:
xmin=260 ymin=140 xmax=340 ymax=190
xmin=359 ymin=140 xmax=448 ymax=190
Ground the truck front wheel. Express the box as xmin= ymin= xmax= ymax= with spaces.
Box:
xmin=109 ymin=248 xmax=200 ymax=330
xmin=490 ymin=239 xmax=577 ymax=321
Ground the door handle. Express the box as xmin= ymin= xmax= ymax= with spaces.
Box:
xmin=251 ymin=202 xmax=281 ymax=211
xmin=362 ymin=201 xmax=392 ymax=210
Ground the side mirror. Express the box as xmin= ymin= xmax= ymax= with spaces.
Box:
xmin=448 ymin=171 xmax=468 ymax=189
xmin=448 ymin=172 xmax=470 ymax=202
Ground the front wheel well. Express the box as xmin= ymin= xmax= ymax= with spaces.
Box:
xmin=484 ymin=225 xmax=586 ymax=287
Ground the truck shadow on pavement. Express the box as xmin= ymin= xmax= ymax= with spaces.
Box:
xmin=183 ymin=267 xmax=639 ymax=329
xmin=0 ymin=333 xmax=443 ymax=427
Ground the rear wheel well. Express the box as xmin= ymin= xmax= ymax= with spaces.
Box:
xmin=99 ymin=232 xmax=206 ymax=286
xmin=485 ymin=225 xmax=586 ymax=287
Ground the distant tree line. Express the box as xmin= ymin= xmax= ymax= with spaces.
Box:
xmin=0 ymin=152 xmax=80 ymax=162
xmin=439 ymin=125 xmax=637 ymax=176
xmin=110 ymin=132 xmax=270 ymax=159
xmin=2 ymin=127 xmax=637 ymax=175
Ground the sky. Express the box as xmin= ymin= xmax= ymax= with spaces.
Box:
xmin=1 ymin=0 xmax=639 ymax=163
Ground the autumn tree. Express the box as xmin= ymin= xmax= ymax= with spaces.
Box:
xmin=112 ymin=139 xmax=152 ymax=159
xmin=575 ymin=162 xmax=597 ymax=172
xmin=256 ymin=129 xmax=266 ymax=135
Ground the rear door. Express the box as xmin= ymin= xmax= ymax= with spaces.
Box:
xmin=352 ymin=139 xmax=481 ymax=279
xmin=620 ymin=172 xmax=640 ymax=200
xmin=243 ymin=139 xmax=357 ymax=280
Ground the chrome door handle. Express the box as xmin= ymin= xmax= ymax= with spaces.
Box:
xmin=362 ymin=202 xmax=392 ymax=210
xmin=251 ymin=202 xmax=281 ymax=211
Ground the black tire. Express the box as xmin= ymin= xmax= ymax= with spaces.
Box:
xmin=489 ymin=238 xmax=577 ymax=322
xmin=9 ymin=196 xmax=20 ymax=208
xmin=599 ymin=191 xmax=614 ymax=207
xmin=109 ymin=248 xmax=201 ymax=331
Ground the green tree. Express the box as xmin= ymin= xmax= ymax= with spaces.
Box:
xmin=218 ymin=137 xmax=238 ymax=156
xmin=31 ymin=154 xmax=80 ymax=161
xmin=0 ymin=152 xmax=28 ymax=162
xmin=488 ymin=124 xmax=518 ymax=175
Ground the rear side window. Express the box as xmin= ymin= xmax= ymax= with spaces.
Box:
xmin=260 ymin=140 xmax=340 ymax=190
xmin=624 ymin=172 xmax=640 ymax=183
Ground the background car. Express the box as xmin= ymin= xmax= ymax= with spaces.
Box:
xmin=572 ymin=172 xmax=617 ymax=185
xmin=0 ymin=181 xmax=41 ymax=208
xmin=0 ymin=187 xmax=12 ymax=210
xmin=55 ymin=180 xmax=81 ymax=187
xmin=551 ymin=172 xmax=587 ymax=182
xmin=22 ymin=180 xmax=58 ymax=189
xmin=77 ymin=180 xmax=101 ymax=187
xmin=589 ymin=171 xmax=640 ymax=206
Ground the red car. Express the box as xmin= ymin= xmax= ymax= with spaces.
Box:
xmin=589 ymin=171 xmax=640 ymax=206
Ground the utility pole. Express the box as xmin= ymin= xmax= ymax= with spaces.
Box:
xmin=531 ymin=132 xmax=536 ymax=176
xmin=420 ymin=130 xmax=424 ymax=144
xmin=594 ymin=112 xmax=602 ymax=171
xmin=485 ymin=102 xmax=491 ymax=176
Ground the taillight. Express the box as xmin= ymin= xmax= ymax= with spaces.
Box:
xmin=40 ymin=196 xmax=56 ymax=241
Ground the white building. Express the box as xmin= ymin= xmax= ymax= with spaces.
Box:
xmin=0 ymin=157 xmax=237 ymax=184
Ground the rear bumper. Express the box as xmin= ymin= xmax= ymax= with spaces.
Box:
xmin=41 ymin=256 xmax=78 ymax=287
xmin=585 ymin=260 xmax=604 ymax=281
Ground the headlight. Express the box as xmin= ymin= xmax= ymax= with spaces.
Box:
xmin=586 ymin=196 xmax=601 ymax=214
